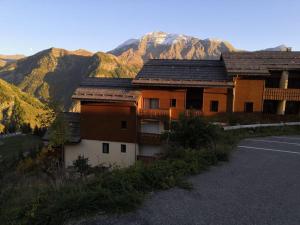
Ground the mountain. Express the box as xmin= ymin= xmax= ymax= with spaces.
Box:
xmin=0 ymin=48 xmax=138 ymax=108
xmin=0 ymin=54 xmax=25 ymax=67
xmin=88 ymin=52 xmax=140 ymax=78
xmin=262 ymin=44 xmax=290 ymax=52
xmin=109 ymin=32 xmax=237 ymax=67
xmin=0 ymin=78 xmax=48 ymax=132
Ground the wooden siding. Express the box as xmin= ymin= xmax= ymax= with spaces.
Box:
xmin=264 ymin=88 xmax=300 ymax=101
xmin=233 ymin=79 xmax=265 ymax=112
xmin=139 ymin=89 xmax=186 ymax=120
xmin=80 ymin=102 xmax=137 ymax=143
xmin=202 ymin=88 xmax=228 ymax=116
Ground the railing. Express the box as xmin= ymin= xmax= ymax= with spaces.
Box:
xmin=138 ymin=132 xmax=161 ymax=145
xmin=138 ymin=108 xmax=170 ymax=119
xmin=264 ymin=88 xmax=300 ymax=101
xmin=184 ymin=109 xmax=203 ymax=117
xmin=138 ymin=108 xmax=203 ymax=120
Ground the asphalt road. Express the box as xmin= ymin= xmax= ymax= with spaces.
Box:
xmin=75 ymin=136 xmax=300 ymax=225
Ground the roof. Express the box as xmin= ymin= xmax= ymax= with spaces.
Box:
xmin=43 ymin=113 xmax=81 ymax=144
xmin=133 ymin=59 xmax=230 ymax=87
xmin=72 ymin=78 xmax=140 ymax=102
xmin=222 ymin=51 xmax=300 ymax=76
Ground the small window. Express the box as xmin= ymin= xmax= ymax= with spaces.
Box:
xmin=210 ymin=101 xmax=219 ymax=112
xmin=121 ymin=144 xmax=126 ymax=153
xmin=121 ymin=121 xmax=127 ymax=129
xmin=144 ymin=98 xmax=159 ymax=109
xmin=102 ymin=143 xmax=109 ymax=154
xmin=244 ymin=102 xmax=254 ymax=113
xmin=170 ymin=99 xmax=177 ymax=107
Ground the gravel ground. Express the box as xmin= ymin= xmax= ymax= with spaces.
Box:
xmin=73 ymin=136 xmax=300 ymax=225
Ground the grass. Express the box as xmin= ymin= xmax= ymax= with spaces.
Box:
xmin=0 ymin=126 xmax=300 ymax=225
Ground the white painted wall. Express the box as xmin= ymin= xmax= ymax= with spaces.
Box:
xmin=65 ymin=139 xmax=138 ymax=168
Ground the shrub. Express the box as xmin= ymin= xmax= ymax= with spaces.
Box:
xmin=72 ymin=155 xmax=91 ymax=177
xmin=166 ymin=114 xmax=221 ymax=151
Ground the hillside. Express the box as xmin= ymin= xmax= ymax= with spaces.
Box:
xmin=0 ymin=54 xmax=25 ymax=68
xmin=109 ymin=31 xmax=237 ymax=67
xmin=88 ymin=52 xmax=140 ymax=78
xmin=0 ymin=78 xmax=48 ymax=132
xmin=0 ymin=48 xmax=138 ymax=108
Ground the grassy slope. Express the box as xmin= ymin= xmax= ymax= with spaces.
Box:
xmin=0 ymin=78 xmax=48 ymax=131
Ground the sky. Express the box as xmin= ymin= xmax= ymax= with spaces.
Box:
xmin=0 ymin=0 xmax=299 ymax=55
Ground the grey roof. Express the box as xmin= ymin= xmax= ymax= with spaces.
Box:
xmin=135 ymin=59 xmax=228 ymax=82
xmin=43 ymin=113 xmax=80 ymax=144
xmin=222 ymin=51 xmax=300 ymax=76
xmin=72 ymin=78 xmax=140 ymax=102
xmin=80 ymin=78 xmax=133 ymax=88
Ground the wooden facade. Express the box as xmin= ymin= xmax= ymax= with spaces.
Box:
xmin=80 ymin=102 xmax=138 ymax=143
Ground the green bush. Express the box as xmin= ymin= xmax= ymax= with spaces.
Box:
xmin=165 ymin=114 xmax=221 ymax=151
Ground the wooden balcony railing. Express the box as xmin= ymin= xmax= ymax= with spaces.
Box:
xmin=184 ymin=109 xmax=203 ymax=117
xmin=138 ymin=108 xmax=203 ymax=120
xmin=138 ymin=109 xmax=170 ymax=119
xmin=264 ymin=88 xmax=300 ymax=101
xmin=138 ymin=132 xmax=161 ymax=145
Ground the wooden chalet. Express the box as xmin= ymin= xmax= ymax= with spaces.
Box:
xmin=63 ymin=51 xmax=300 ymax=168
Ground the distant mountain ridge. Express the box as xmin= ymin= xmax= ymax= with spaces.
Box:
xmin=0 ymin=54 xmax=25 ymax=68
xmin=109 ymin=31 xmax=237 ymax=67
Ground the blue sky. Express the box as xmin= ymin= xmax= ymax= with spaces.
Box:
xmin=0 ymin=0 xmax=299 ymax=55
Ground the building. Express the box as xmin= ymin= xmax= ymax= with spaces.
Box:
xmin=64 ymin=51 xmax=300 ymax=168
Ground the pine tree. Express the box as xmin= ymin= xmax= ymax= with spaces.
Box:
xmin=10 ymin=98 xmax=25 ymax=132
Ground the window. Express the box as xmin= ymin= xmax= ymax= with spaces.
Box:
xmin=121 ymin=121 xmax=127 ymax=129
xmin=144 ymin=98 xmax=159 ymax=109
xmin=102 ymin=143 xmax=109 ymax=154
xmin=170 ymin=99 xmax=177 ymax=107
xmin=121 ymin=144 xmax=126 ymax=153
xmin=210 ymin=101 xmax=219 ymax=112
xmin=244 ymin=102 xmax=254 ymax=112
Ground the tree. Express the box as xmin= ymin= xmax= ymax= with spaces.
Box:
xmin=73 ymin=155 xmax=91 ymax=177
xmin=48 ymin=112 xmax=70 ymax=166
xmin=10 ymin=98 xmax=25 ymax=132
xmin=165 ymin=114 xmax=221 ymax=151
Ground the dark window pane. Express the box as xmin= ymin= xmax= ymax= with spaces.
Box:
xmin=121 ymin=121 xmax=127 ymax=129
xmin=244 ymin=102 xmax=254 ymax=112
xmin=103 ymin=143 xmax=109 ymax=154
xmin=210 ymin=101 xmax=219 ymax=112
xmin=121 ymin=144 xmax=126 ymax=153
xmin=170 ymin=99 xmax=177 ymax=107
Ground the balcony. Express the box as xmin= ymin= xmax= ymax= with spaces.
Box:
xmin=138 ymin=132 xmax=161 ymax=145
xmin=138 ymin=108 xmax=170 ymax=119
xmin=264 ymin=88 xmax=300 ymax=101
xmin=138 ymin=108 xmax=203 ymax=120
xmin=184 ymin=109 xmax=203 ymax=117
